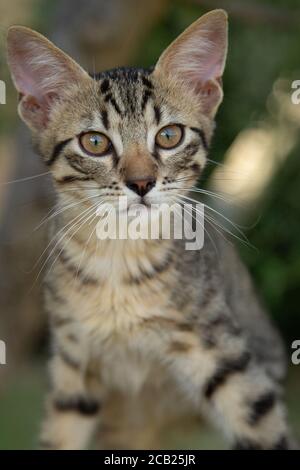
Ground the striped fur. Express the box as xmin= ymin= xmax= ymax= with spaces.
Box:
xmin=7 ymin=10 xmax=294 ymax=450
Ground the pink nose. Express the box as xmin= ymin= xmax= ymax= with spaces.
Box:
xmin=126 ymin=178 xmax=156 ymax=197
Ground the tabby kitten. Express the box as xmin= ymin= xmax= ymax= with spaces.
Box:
xmin=7 ymin=9 xmax=293 ymax=450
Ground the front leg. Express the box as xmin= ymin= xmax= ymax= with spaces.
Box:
xmin=39 ymin=350 xmax=102 ymax=450
xmin=202 ymin=353 xmax=289 ymax=449
xmin=164 ymin=314 xmax=291 ymax=449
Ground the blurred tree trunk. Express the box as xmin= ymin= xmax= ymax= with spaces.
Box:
xmin=0 ymin=0 xmax=168 ymax=377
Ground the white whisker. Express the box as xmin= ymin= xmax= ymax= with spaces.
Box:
xmin=0 ymin=171 xmax=51 ymax=185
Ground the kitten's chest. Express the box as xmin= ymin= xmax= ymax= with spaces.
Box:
xmin=72 ymin=278 xmax=173 ymax=393
xmin=65 ymin=239 xmax=176 ymax=338
xmin=71 ymin=276 xmax=172 ymax=339
xmin=51 ymin=240 xmax=187 ymax=392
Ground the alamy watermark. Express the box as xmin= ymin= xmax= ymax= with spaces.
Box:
xmin=291 ymin=80 xmax=300 ymax=104
xmin=0 ymin=340 xmax=6 ymax=365
xmin=95 ymin=197 xmax=205 ymax=250
xmin=0 ymin=80 xmax=6 ymax=104
xmin=291 ymin=340 xmax=300 ymax=365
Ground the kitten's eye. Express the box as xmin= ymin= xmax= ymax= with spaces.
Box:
xmin=79 ymin=132 xmax=112 ymax=156
xmin=155 ymin=124 xmax=183 ymax=149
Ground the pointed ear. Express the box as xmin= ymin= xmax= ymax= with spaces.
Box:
xmin=6 ymin=26 xmax=90 ymax=130
xmin=154 ymin=9 xmax=228 ymax=118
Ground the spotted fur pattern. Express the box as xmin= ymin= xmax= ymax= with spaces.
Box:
xmin=6 ymin=10 xmax=294 ymax=450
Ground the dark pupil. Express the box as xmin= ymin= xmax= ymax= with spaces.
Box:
xmin=90 ymin=135 xmax=102 ymax=146
xmin=163 ymin=128 xmax=175 ymax=140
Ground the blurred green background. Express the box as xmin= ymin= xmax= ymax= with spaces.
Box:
xmin=0 ymin=0 xmax=299 ymax=449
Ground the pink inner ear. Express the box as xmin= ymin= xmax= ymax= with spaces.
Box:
xmin=12 ymin=53 xmax=52 ymax=102
xmin=157 ymin=15 xmax=227 ymax=117
xmin=7 ymin=27 xmax=89 ymax=128
xmin=200 ymin=52 xmax=223 ymax=83
xmin=178 ymin=33 xmax=224 ymax=88
xmin=8 ymin=37 xmax=66 ymax=103
xmin=15 ymin=68 xmax=42 ymax=99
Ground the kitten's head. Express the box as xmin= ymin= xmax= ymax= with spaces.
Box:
xmin=6 ymin=9 xmax=227 ymax=212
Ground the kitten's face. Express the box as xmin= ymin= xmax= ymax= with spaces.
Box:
xmin=39 ymin=68 xmax=212 ymax=211
xmin=7 ymin=9 xmax=228 ymax=214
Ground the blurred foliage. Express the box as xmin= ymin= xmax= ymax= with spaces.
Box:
xmin=0 ymin=365 xmax=45 ymax=450
xmin=240 ymin=146 xmax=300 ymax=342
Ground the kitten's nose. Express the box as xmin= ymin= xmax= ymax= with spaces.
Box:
xmin=126 ymin=178 xmax=156 ymax=197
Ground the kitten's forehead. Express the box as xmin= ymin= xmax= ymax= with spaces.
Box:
xmin=94 ymin=67 xmax=154 ymax=119
xmin=49 ymin=65 xmax=207 ymax=146
xmin=47 ymin=67 xmax=161 ymax=144
xmin=91 ymin=66 xmax=191 ymax=143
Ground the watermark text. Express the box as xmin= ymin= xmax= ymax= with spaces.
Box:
xmin=0 ymin=340 xmax=6 ymax=365
xmin=95 ymin=198 xmax=205 ymax=250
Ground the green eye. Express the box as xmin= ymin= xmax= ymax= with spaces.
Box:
xmin=155 ymin=124 xmax=183 ymax=149
xmin=79 ymin=131 xmax=112 ymax=156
